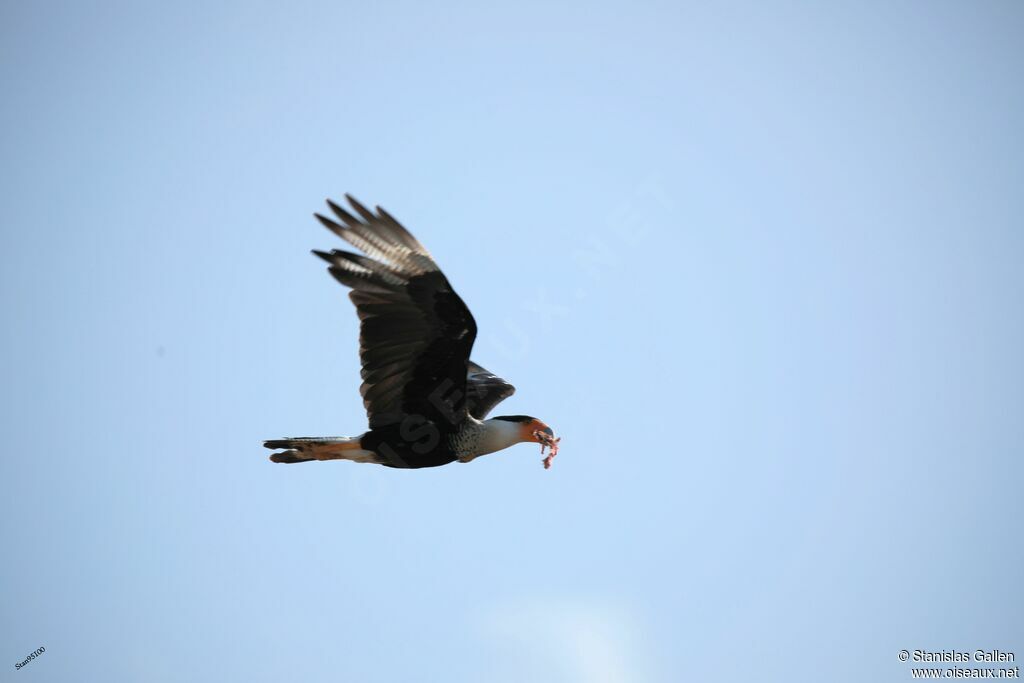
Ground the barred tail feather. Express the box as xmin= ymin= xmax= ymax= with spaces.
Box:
xmin=263 ymin=436 xmax=382 ymax=464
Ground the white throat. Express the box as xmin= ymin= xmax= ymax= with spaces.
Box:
xmin=473 ymin=419 xmax=527 ymax=458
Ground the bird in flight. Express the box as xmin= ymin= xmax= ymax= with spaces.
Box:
xmin=264 ymin=195 xmax=560 ymax=469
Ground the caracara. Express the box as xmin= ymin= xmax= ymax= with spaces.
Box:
xmin=264 ymin=195 xmax=560 ymax=469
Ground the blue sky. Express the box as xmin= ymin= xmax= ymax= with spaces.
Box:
xmin=2 ymin=2 xmax=1022 ymax=681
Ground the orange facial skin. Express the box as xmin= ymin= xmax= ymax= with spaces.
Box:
xmin=521 ymin=418 xmax=554 ymax=443
xmin=512 ymin=418 xmax=559 ymax=468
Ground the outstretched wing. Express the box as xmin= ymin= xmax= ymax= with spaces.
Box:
xmin=313 ymin=195 xmax=477 ymax=429
xmin=465 ymin=361 xmax=516 ymax=419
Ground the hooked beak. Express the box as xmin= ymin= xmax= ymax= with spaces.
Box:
xmin=525 ymin=419 xmax=554 ymax=443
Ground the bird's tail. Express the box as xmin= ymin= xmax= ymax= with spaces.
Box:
xmin=263 ymin=436 xmax=381 ymax=464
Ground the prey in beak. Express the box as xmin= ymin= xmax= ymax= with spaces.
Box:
xmin=491 ymin=415 xmax=562 ymax=469
xmin=528 ymin=420 xmax=561 ymax=469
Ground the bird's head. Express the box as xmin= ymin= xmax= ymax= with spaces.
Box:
xmin=491 ymin=415 xmax=553 ymax=442
xmin=490 ymin=415 xmax=560 ymax=468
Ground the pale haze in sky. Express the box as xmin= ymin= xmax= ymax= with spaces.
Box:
xmin=2 ymin=2 xmax=1022 ymax=682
